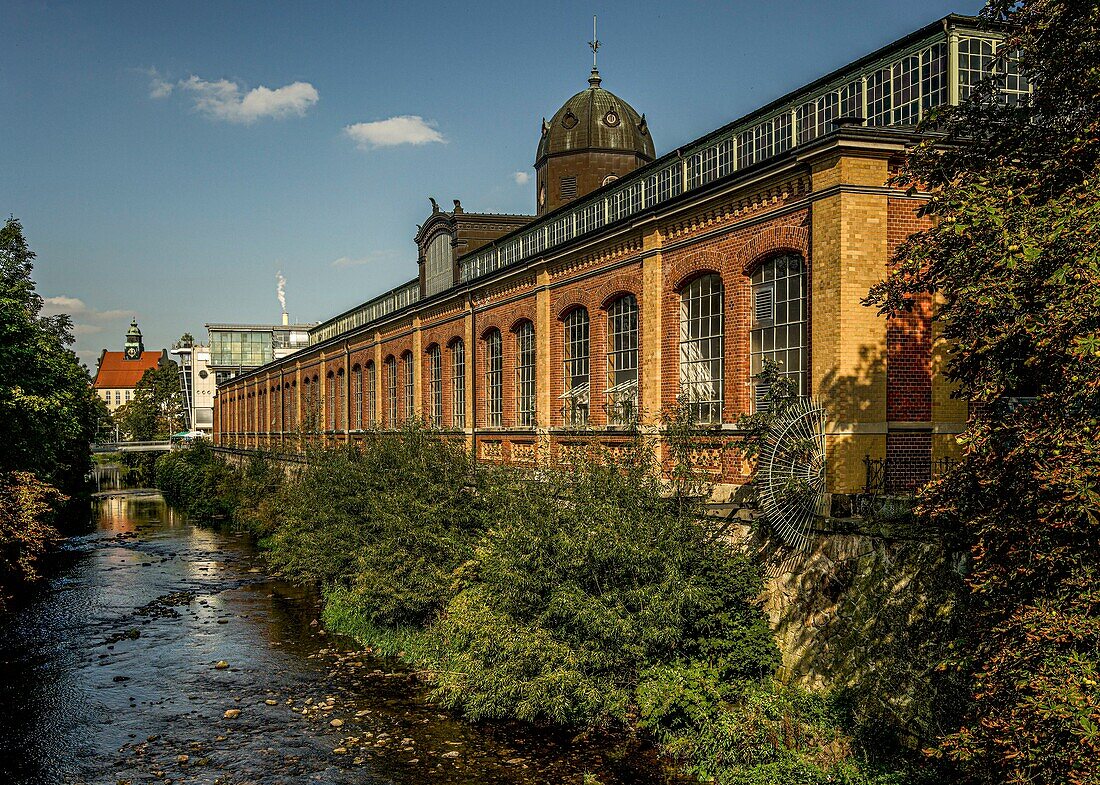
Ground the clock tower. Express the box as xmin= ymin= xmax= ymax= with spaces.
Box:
xmin=124 ymin=319 xmax=145 ymax=360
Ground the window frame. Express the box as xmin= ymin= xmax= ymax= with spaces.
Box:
xmin=485 ymin=329 xmax=503 ymax=428
xmin=606 ymin=295 xmax=639 ymax=426
xmin=451 ymin=339 xmax=466 ymax=429
xmin=515 ymin=322 xmax=536 ymax=427
xmin=678 ymin=274 xmax=725 ymax=425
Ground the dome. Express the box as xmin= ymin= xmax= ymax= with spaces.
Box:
xmin=535 ymin=69 xmax=655 ymax=165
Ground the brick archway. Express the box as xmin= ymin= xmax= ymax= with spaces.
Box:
xmin=664 ymin=249 xmax=727 ymax=291
xmin=736 ymin=224 xmax=809 ymax=275
xmin=595 ymin=274 xmax=641 ymax=310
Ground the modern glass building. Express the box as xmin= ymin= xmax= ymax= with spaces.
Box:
xmin=206 ymin=323 xmax=312 ymax=385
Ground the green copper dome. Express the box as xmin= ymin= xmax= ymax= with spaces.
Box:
xmin=535 ymin=68 xmax=655 ymax=165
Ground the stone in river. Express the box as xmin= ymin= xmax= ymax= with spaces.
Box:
xmin=333 ymin=747 xmax=348 ymax=755
xmin=214 ymin=661 xmax=229 ymax=670
xmin=330 ymin=719 xmax=344 ymax=727
xmin=441 ymin=751 xmax=461 ymax=758
xmin=264 ymin=699 xmax=278 ymax=706
xmin=223 ymin=709 xmax=241 ymax=719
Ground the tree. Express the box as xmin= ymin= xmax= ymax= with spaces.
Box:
xmin=114 ymin=364 xmax=183 ymax=440
xmin=866 ymin=3 xmax=1100 ymax=782
xmin=0 ymin=217 xmax=100 ymax=496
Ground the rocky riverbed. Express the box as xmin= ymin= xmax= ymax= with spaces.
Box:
xmin=0 ymin=492 xmax=676 ymax=785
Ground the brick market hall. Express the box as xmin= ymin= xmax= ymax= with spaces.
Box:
xmin=214 ymin=15 xmax=1024 ymax=497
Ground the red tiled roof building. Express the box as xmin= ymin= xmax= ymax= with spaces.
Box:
xmin=92 ymin=320 xmax=170 ymax=412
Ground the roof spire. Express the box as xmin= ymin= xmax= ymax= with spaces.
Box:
xmin=587 ymin=15 xmax=601 ymax=88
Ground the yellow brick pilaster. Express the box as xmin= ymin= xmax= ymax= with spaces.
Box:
xmin=536 ymin=269 xmax=551 ymax=430
xmin=412 ymin=316 xmax=423 ymax=419
xmin=810 ymin=152 xmax=891 ymax=493
xmin=373 ymin=332 xmax=383 ymax=426
xmin=641 ymin=227 xmax=664 ymax=426
xmin=464 ymin=297 xmax=475 ymax=448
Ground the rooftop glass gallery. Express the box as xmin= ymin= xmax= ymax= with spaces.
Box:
xmin=307 ymin=15 xmax=1025 ymax=348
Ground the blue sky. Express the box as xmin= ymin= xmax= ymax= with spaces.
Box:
xmin=1 ymin=0 xmax=982 ymax=367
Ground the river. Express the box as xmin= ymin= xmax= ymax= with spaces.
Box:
xmin=0 ymin=491 xmax=676 ymax=785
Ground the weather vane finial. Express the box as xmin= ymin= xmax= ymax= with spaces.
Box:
xmin=588 ymin=15 xmax=600 ymax=70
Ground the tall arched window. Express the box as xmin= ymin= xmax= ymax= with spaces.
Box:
xmin=451 ymin=339 xmax=466 ymax=429
xmin=337 ymin=369 xmax=347 ymax=431
xmin=311 ymin=374 xmax=320 ymax=431
xmin=352 ymin=366 xmax=363 ymax=430
xmin=385 ymin=357 xmax=397 ymax=427
xmin=289 ymin=382 xmax=297 ymax=429
xmin=485 ymin=329 xmax=502 ymax=428
xmin=428 ymin=345 xmax=443 ymax=427
xmin=606 ymin=295 xmax=639 ymax=425
xmin=515 ymin=322 xmax=536 ymax=427
xmin=679 ymin=274 xmax=724 ymax=424
xmin=750 ymin=253 xmax=807 ymax=409
xmin=402 ymin=351 xmax=414 ymax=421
xmin=563 ymin=308 xmax=590 ymax=426
xmin=326 ymin=372 xmax=336 ymax=431
xmin=366 ymin=362 xmax=377 ymax=427
xmin=301 ymin=379 xmax=311 ymax=432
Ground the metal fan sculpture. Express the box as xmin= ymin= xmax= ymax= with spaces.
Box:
xmin=758 ymin=398 xmax=828 ymax=550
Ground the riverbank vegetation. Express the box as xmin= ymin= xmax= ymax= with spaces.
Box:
xmin=866 ymin=2 xmax=1100 ymax=782
xmin=155 ymin=431 xmax=917 ymax=784
xmin=0 ymin=218 xmax=104 ymax=608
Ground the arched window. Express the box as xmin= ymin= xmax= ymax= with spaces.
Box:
xmin=679 ymin=274 xmax=724 ymax=424
xmin=485 ymin=329 xmax=502 ymax=428
xmin=451 ymin=340 xmax=466 ymax=429
xmin=385 ymin=357 xmax=397 ymax=427
xmin=562 ymin=308 xmax=590 ymax=426
xmin=311 ymin=375 xmax=320 ymax=431
xmin=301 ymin=378 xmax=310 ymax=432
xmin=606 ymin=295 xmax=639 ymax=425
xmin=352 ymin=365 xmax=363 ymax=430
xmin=750 ymin=253 xmax=806 ymax=409
xmin=326 ymin=372 xmax=336 ymax=431
xmin=337 ymin=368 xmax=347 ymax=431
xmin=402 ymin=351 xmax=414 ymax=421
xmin=366 ymin=362 xmax=376 ymax=427
xmin=515 ymin=322 xmax=536 ymax=427
xmin=428 ymin=345 xmax=442 ymax=427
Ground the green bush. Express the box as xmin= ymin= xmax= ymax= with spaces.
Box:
xmin=662 ymin=682 xmax=908 ymax=785
xmin=154 ymin=442 xmax=237 ymax=520
xmin=423 ymin=442 xmax=780 ymax=728
xmin=267 ymin=425 xmax=484 ymax=627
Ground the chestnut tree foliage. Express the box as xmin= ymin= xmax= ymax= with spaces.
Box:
xmin=865 ymin=2 xmax=1100 ymax=782
xmin=0 ymin=217 xmax=102 ymax=603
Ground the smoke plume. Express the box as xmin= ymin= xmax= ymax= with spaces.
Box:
xmin=276 ymin=271 xmax=287 ymax=313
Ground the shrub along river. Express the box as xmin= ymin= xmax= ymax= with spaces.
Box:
xmin=0 ymin=491 xmax=678 ymax=785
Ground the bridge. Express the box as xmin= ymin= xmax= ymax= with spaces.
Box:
xmin=92 ymin=441 xmax=174 ymax=453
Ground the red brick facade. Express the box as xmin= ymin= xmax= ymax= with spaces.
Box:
xmin=214 ymin=139 xmax=956 ymax=495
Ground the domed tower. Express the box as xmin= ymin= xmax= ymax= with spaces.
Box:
xmin=534 ymin=60 xmax=655 ymax=216
xmin=123 ymin=319 xmax=144 ymax=360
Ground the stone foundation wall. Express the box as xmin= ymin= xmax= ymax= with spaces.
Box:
xmin=729 ymin=512 xmax=964 ymax=746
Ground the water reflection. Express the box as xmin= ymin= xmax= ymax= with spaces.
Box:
xmin=0 ymin=492 xmax=675 ymax=785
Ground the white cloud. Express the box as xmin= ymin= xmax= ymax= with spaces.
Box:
xmin=41 ymin=296 xmax=129 ymax=322
xmin=331 ymin=250 xmax=400 ymax=268
xmin=344 ymin=116 xmax=445 ymax=149
xmin=178 ymin=76 xmax=319 ymax=123
xmin=146 ymin=68 xmax=174 ymax=99
xmin=513 ymin=171 xmax=530 ymax=185
xmin=73 ymin=323 xmax=106 ymax=336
